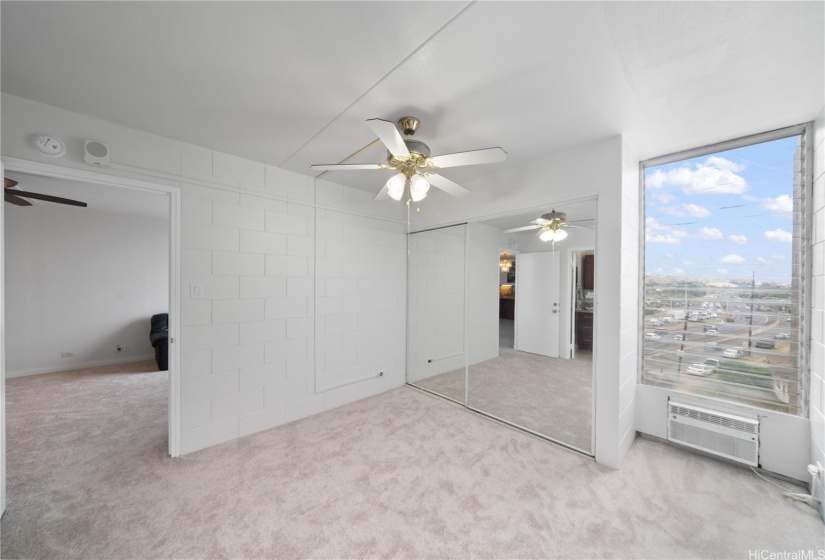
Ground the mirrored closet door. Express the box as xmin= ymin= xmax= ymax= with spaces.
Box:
xmin=406 ymin=201 xmax=596 ymax=455
xmin=406 ymin=224 xmax=467 ymax=404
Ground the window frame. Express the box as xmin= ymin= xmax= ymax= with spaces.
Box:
xmin=638 ymin=123 xmax=813 ymax=418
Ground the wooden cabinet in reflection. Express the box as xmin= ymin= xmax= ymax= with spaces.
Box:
xmin=582 ymin=254 xmax=594 ymax=291
xmin=576 ymin=311 xmax=593 ymax=351
xmin=499 ymin=298 xmax=515 ymax=320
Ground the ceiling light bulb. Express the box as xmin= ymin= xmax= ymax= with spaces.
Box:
xmin=409 ymin=174 xmax=430 ymax=202
xmin=386 ymin=173 xmax=406 ymax=201
xmin=539 ymin=230 xmax=554 ymax=242
xmin=554 ymin=228 xmax=568 ymax=241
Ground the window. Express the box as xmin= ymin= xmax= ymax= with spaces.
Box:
xmin=641 ymin=126 xmax=809 ymax=416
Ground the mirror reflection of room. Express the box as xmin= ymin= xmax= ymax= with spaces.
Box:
xmin=406 ymin=200 xmax=597 ymax=454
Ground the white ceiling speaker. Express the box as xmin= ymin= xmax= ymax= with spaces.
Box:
xmin=84 ymin=140 xmax=110 ymax=167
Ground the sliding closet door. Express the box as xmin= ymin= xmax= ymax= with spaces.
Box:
xmin=406 ymin=225 xmax=467 ymax=404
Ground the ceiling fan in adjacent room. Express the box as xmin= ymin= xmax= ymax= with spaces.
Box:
xmin=4 ymin=177 xmax=87 ymax=208
xmin=503 ymin=209 xmax=593 ymax=246
xmin=310 ymin=116 xmax=506 ymax=202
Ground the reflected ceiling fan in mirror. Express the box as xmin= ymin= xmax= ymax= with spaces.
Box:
xmin=4 ymin=177 xmax=87 ymax=208
xmin=310 ymin=116 xmax=506 ymax=203
xmin=503 ymin=209 xmax=593 ymax=248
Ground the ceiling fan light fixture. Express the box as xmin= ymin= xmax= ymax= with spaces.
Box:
xmin=409 ymin=174 xmax=430 ymax=202
xmin=386 ymin=173 xmax=406 ymax=201
xmin=540 ymin=228 xmax=568 ymax=243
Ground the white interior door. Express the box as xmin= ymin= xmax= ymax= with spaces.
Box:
xmin=515 ymin=252 xmax=561 ymax=357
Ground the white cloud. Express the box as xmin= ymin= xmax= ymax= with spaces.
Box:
xmin=720 ymin=254 xmax=746 ymax=263
xmin=645 ymin=217 xmax=669 ymax=230
xmin=761 ymin=194 xmax=793 ymax=214
xmin=661 ymin=203 xmax=712 ymax=218
xmin=671 ymin=268 xmax=686 ymax=276
xmin=757 ymin=257 xmax=771 ymax=264
xmin=729 ymin=234 xmax=748 ymax=245
xmin=646 ymin=156 xmax=747 ymax=195
xmin=646 ymin=232 xmax=682 ymax=245
xmin=683 ymin=261 xmax=696 ymax=265
xmin=705 ymin=156 xmax=744 ymax=172
xmin=672 ymin=229 xmax=689 ymax=238
xmin=764 ymin=228 xmax=792 ymax=243
xmin=696 ymin=227 xmax=723 ymax=240
xmin=717 ymin=269 xmax=728 ymax=275
xmin=683 ymin=203 xmax=711 ymax=218
xmin=651 ymin=192 xmax=675 ymax=204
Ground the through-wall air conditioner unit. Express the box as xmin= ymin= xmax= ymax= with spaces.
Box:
xmin=668 ymin=400 xmax=759 ymax=466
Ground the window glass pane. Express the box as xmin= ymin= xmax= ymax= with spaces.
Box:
xmin=642 ymin=134 xmax=805 ymax=415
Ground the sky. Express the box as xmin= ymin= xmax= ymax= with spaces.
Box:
xmin=644 ymin=135 xmax=799 ymax=284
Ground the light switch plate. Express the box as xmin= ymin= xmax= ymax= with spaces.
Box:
xmin=190 ymin=283 xmax=204 ymax=299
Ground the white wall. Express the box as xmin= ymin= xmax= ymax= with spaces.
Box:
xmin=1 ymin=93 xmax=407 ymax=455
xmin=809 ymin=106 xmax=825 ymax=503
xmin=5 ymin=204 xmax=168 ymax=376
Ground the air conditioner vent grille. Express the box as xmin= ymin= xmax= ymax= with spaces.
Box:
xmin=668 ymin=400 xmax=759 ymax=466
xmin=670 ymin=404 xmax=757 ymax=434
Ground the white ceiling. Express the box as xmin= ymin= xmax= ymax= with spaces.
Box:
xmin=2 ymin=2 xmax=823 ymax=195
xmin=5 ymin=171 xmax=169 ymax=219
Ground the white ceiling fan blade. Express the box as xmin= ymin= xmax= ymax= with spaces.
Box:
xmin=529 ymin=218 xmax=550 ymax=225
xmin=310 ymin=163 xmax=385 ymax=171
xmin=429 ymin=147 xmax=507 ymax=168
xmin=566 ymin=224 xmax=594 ymax=229
xmin=366 ymin=118 xmax=410 ymax=158
xmin=374 ymin=185 xmax=391 ymax=201
xmin=502 ymin=225 xmax=540 ymax=233
xmin=427 ymin=174 xmax=472 ymax=198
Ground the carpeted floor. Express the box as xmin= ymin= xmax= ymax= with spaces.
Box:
xmin=413 ymin=319 xmax=593 ymax=451
xmin=2 ymin=361 xmax=823 ymax=559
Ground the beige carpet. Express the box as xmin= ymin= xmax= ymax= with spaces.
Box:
xmin=413 ymin=319 xmax=593 ymax=451
xmin=2 ymin=362 xmax=823 ymax=559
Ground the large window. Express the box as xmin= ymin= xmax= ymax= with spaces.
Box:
xmin=641 ymin=127 xmax=809 ymax=416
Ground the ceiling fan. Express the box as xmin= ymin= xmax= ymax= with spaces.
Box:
xmin=503 ymin=209 xmax=593 ymax=245
xmin=310 ymin=116 xmax=506 ymax=202
xmin=4 ymin=177 xmax=87 ymax=208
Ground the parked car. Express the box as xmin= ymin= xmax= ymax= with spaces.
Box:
xmin=723 ymin=347 xmax=744 ymax=358
xmin=755 ymin=339 xmax=775 ymax=349
xmin=649 ymin=318 xmax=662 ymax=326
xmin=703 ymin=325 xmax=719 ymax=333
xmin=774 ymin=333 xmax=789 ymax=340
xmin=662 ymin=317 xmax=672 ymax=324
xmin=645 ymin=332 xmax=661 ymax=341
xmin=726 ymin=317 xmax=735 ymax=322
xmin=687 ymin=363 xmax=714 ymax=376
xmin=674 ymin=334 xmax=685 ymax=341
xmin=704 ymin=358 xmax=721 ymax=367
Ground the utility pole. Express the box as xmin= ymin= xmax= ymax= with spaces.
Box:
xmin=677 ymin=281 xmax=689 ymax=374
xmin=747 ymin=271 xmax=755 ymax=356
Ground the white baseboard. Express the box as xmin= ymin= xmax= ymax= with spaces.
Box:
xmin=6 ymin=354 xmax=157 ymax=378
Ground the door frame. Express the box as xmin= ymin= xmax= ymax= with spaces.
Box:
xmin=1 ymin=157 xmax=182 ymax=515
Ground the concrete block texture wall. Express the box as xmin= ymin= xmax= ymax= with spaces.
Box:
xmin=1 ymin=93 xmax=407 ymax=455
xmin=810 ymin=107 xmax=825 ymax=506
xmin=179 ymin=186 xmax=407 ymax=453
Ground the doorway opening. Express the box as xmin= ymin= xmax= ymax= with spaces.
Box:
xmin=1 ymin=163 xmax=180 ymax=515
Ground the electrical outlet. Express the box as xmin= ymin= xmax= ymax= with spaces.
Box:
xmin=61 ymin=352 xmax=74 ymax=358
xmin=116 ymin=345 xmax=127 ymax=353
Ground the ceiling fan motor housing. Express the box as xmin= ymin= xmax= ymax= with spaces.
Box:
xmin=387 ymin=138 xmax=431 ymax=176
